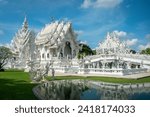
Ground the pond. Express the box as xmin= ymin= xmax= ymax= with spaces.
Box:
xmin=33 ymin=80 xmax=150 ymax=100
xmin=80 ymin=88 xmax=150 ymax=100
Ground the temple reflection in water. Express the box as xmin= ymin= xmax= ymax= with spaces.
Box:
xmin=33 ymin=80 xmax=150 ymax=100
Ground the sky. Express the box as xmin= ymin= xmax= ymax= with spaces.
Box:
xmin=0 ymin=0 xmax=150 ymax=51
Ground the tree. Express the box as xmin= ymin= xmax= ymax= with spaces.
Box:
xmin=92 ymin=49 xmax=96 ymax=55
xmin=130 ymin=49 xmax=136 ymax=54
xmin=0 ymin=46 xmax=12 ymax=71
xmin=78 ymin=43 xmax=94 ymax=59
xmin=140 ymin=48 xmax=150 ymax=55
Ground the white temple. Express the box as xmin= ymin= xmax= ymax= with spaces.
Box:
xmin=35 ymin=20 xmax=80 ymax=71
xmin=79 ymin=32 xmax=150 ymax=75
xmin=10 ymin=17 xmax=36 ymax=69
xmin=96 ymin=32 xmax=130 ymax=54
xmin=8 ymin=17 xmax=150 ymax=76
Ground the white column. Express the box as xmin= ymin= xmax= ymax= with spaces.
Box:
xmin=102 ymin=62 xmax=105 ymax=69
xmin=97 ymin=62 xmax=100 ymax=68
xmin=127 ymin=62 xmax=131 ymax=69
xmin=71 ymin=43 xmax=73 ymax=58
xmin=63 ymin=45 xmax=65 ymax=58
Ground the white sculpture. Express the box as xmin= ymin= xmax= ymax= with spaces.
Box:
xmin=28 ymin=61 xmax=51 ymax=82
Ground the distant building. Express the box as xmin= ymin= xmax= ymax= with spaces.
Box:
xmin=80 ymin=32 xmax=150 ymax=75
xmin=96 ymin=32 xmax=130 ymax=55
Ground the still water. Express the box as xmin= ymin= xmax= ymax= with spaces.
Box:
xmin=33 ymin=80 xmax=150 ymax=100
xmin=80 ymin=88 xmax=150 ymax=100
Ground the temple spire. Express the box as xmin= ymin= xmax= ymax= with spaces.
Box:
xmin=106 ymin=32 xmax=111 ymax=40
xmin=50 ymin=17 xmax=55 ymax=22
xmin=22 ymin=16 xmax=28 ymax=32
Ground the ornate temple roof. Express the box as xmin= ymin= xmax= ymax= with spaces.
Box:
xmin=96 ymin=32 xmax=130 ymax=54
xmin=35 ymin=20 xmax=75 ymax=46
xmin=10 ymin=17 xmax=34 ymax=54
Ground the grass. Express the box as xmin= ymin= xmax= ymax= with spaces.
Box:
xmin=47 ymin=76 xmax=150 ymax=84
xmin=0 ymin=71 xmax=37 ymax=100
xmin=0 ymin=71 xmax=150 ymax=99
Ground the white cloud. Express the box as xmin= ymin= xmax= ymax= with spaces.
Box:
xmin=126 ymin=38 xmax=138 ymax=46
xmin=81 ymin=0 xmax=123 ymax=9
xmin=112 ymin=30 xmax=139 ymax=47
xmin=95 ymin=0 xmax=123 ymax=8
xmin=31 ymin=27 xmax=41 ymax=34
xmin=81 ymin=0 xmax=92 ymax=8
xmin=80 ymin=40 xmax=88 ymax=45
xmin=63 ymin=17 xmax=70 ymax=22
xmin=0 ymin=30 xmax=4 ymax=35
xmin=0 ymin=43 xmax=10 ymax=48
xmin=139 ymin=43 xmax=150 ymax=50
xmin=113 ymin=30 xmax=127 ymax=37
xmin=146 ymin=34 xmax=150 ymax=40
xmin=75 ymin=30 xmax=84 ymax=35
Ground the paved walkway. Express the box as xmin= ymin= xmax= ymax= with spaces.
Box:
xmin=48 ymin=71 xmax=150 ymax=79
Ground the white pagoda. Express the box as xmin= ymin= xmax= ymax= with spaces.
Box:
xmin=10 ymin=17 xmax=36 ymax=69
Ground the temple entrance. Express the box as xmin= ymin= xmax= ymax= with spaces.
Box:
xmin=64 ymin=41 xmax=72 ymax=59
xmin=50 ymin=48 xmax=57 ymax=57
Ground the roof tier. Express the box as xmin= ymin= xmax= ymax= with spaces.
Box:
xmin=96 ymin=32 xmax=130 ymax=54
xmin=35 ymin=21 xmax=71 ymax=46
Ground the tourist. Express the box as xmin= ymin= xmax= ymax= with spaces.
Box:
xmin=52 ymin=68 xmax=55 ymax=80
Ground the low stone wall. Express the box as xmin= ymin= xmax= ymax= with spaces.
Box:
xmin=122 ymin=68 xmax=147 ymax=75
xmin=88 ymin=80 xmax=150 ymax=90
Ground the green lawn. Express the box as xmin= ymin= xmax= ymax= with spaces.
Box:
xmin=49 ymin=76 xmax=150 ymax=83
xmin=0 ymin=71 xmax=150 ymax=100
xmin=0 ymin=71 xmax=37 ymax=100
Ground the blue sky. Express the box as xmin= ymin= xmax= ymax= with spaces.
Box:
xmin=0 ymin=0 xmax=150 ymax=51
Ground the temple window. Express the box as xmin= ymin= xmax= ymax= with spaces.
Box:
xmin=47 ymin=53 xmax=49 ymax=58
xmin=131 ymin=64 xmax=136 ymax=68
xmin=42 ymin=53 xmax=45 ymax=58
xmin=138 ymin=65 xmax=140 ymax=68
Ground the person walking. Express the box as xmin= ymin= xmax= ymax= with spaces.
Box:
xmin=52 ymin=68 xmax=55 ymax=80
